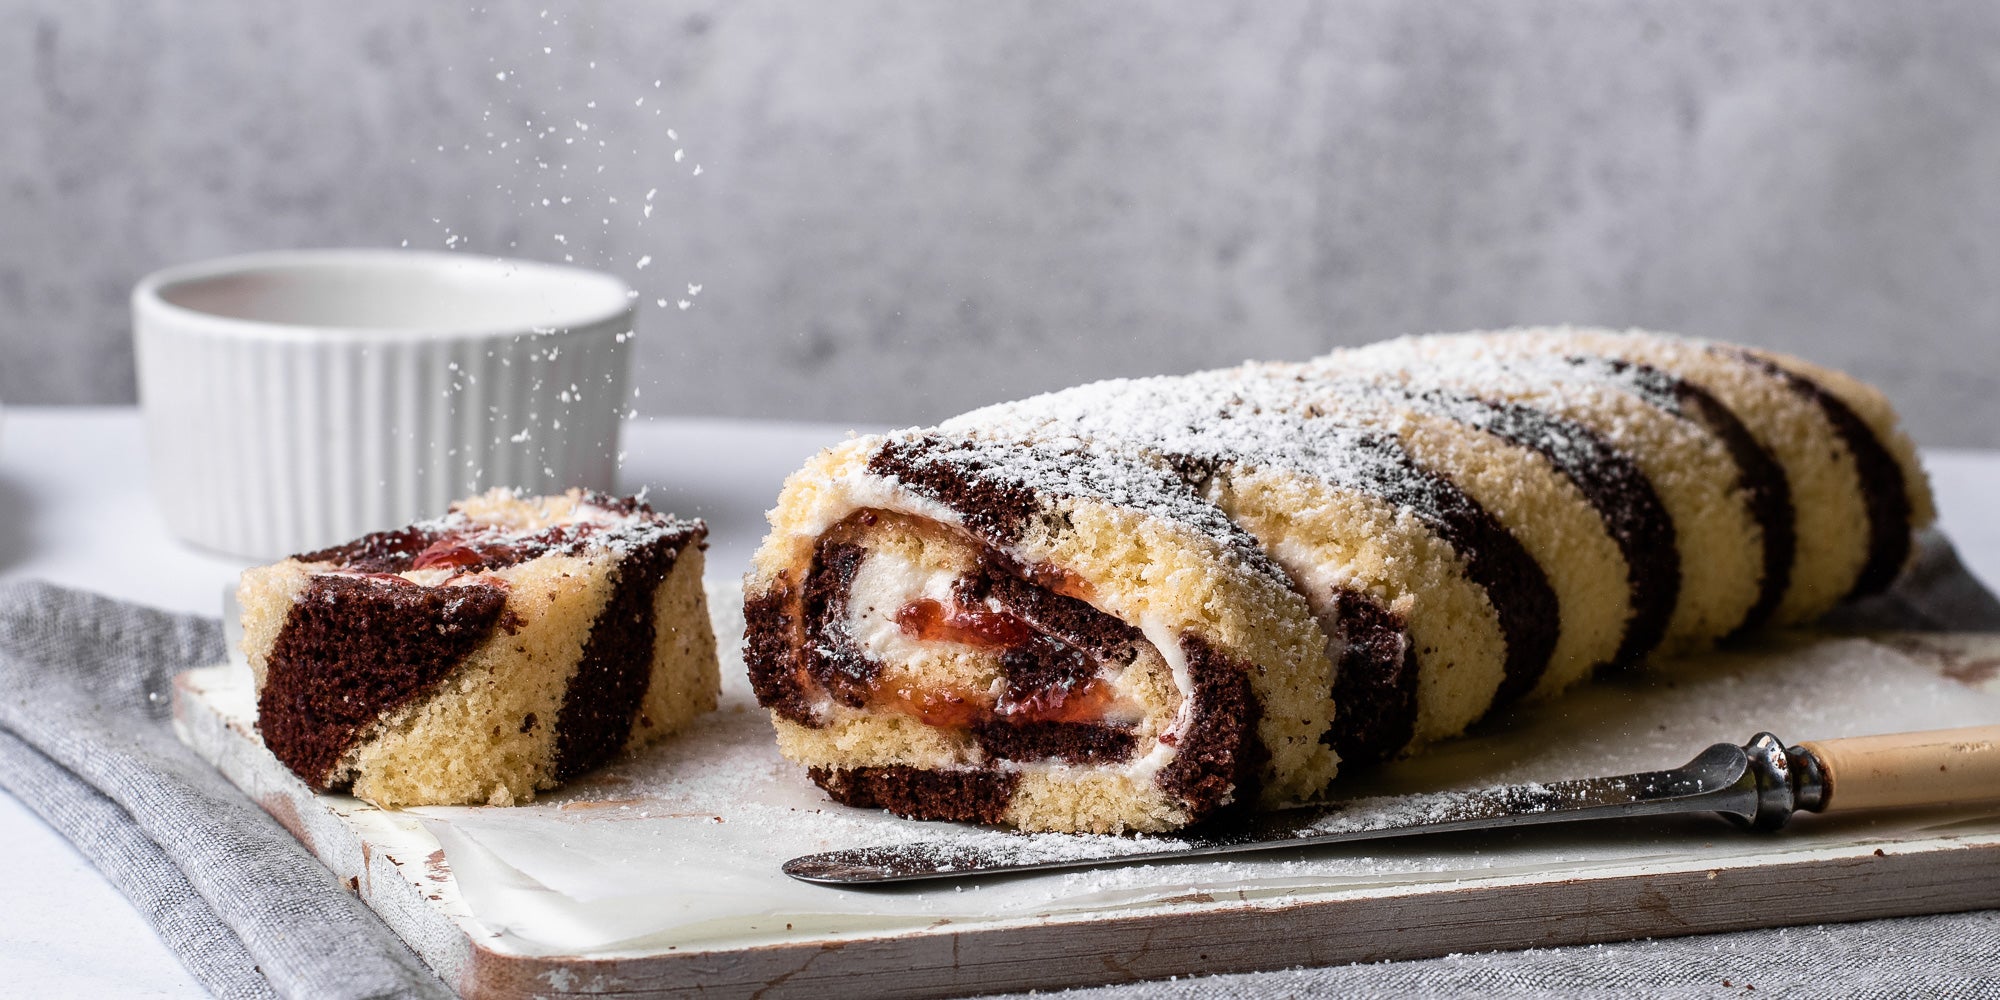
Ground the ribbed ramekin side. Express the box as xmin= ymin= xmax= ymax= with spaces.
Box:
xmin=135 ymin=314 xmax=631 ymax=560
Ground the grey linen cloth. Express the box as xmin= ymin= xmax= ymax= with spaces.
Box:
xmin=2 ymin=531 xmax=1998 ymax=1000
xmin=0 ymin=581 xmax=451 ymax=1000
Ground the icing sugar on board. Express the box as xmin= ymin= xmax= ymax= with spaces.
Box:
xmin=173 ymin=583 xmax=2000 ymax=999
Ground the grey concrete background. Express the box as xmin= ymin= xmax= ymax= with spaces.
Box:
xmin=3 ymin=1 xmax=1997 ymax=444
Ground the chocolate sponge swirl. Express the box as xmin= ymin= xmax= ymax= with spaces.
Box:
xmin=747 ymin=437 xmax=1332 ymax=833
xmin=242 ymin=489 xmax=718 ymax=808
xmin=746 ymin=328 xmax=1933 ymax=833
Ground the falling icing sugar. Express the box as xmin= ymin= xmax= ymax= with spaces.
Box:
xmin=413 ymin=8 xmax=723 ymax=467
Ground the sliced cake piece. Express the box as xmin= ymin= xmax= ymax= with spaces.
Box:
xmin=238 ymin=489 xmax=718 ymax=808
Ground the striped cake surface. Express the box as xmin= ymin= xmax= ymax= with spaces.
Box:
xmin=744 ymin=328 xmax=1934 ymax=833
xmin=239 ymin=489 xmax=720 ymax=808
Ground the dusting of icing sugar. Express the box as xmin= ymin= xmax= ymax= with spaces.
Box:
xmin=1290 ymin=774 xmax=1670 ymax=839
xmin=867 ymin=427 xmax=1290 ymax=585
xmin=297 ymin=488 xmax=700 ymax=581
xmin=1308 ymin=333 xmax=1710 ymax=432
xmin=942 ymin=371 xmax=1477 ymax=534
xmin=898 ymin=333 xmax=1740 ymax=595
xmin=807 ymin=775 xmax=1661 ymax=879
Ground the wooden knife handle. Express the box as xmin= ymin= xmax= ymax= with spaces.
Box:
xmin=1798 ymin=724 xmax=2000 ymax=813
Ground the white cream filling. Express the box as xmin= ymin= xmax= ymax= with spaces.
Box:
xmin=397 ymin=567 xmax=462 ymax=588
xmin=845 ymin=546 xmax=970 ymax=669
xmin=1116 ymin=615 xmax=1194 ymax=784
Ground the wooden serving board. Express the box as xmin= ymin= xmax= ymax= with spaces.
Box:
xmin=172 ymin=610 xmax=2000 ymax=1000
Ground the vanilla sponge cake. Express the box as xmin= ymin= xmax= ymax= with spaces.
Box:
xmin=1322 ymin=342 xmax=1775 ymax=650
xmin=747 ymin=328 xmax=1934 ymax=833
xmin=1232 ymin=369 xmax=1645 ymax=707
xmin=240 ymin=489 xmax=718 ymax=808
xmin=1346 ymin=329 xmax=1933 ymax=622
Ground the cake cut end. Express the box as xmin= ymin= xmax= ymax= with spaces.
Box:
xmin=239 ymin=488 xmax=719 ymax=808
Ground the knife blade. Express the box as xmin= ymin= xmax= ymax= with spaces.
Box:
xmin=783 ymin=724 xmax=2000 ymax=886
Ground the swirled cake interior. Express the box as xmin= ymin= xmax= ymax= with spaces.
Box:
xmin=799 ymin=509 xmax=1179 ymax=766
xmin=239 ymin=488 xmax=719 ymax=808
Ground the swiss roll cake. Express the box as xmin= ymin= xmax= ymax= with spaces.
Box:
xmin=746 ymin=328 xmax=1935 ymax=832
xmin=239 ymin=489 xmax=719 ymax=808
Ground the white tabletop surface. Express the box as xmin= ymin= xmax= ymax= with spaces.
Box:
xmin=3 ymin=406 xmax=1998 ymax=998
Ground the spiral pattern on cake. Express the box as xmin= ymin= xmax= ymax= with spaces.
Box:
xmin=239 ymin=489 xmax=719 ymax=808
xmin=744 ymin=329 xmax=1934 ymax=833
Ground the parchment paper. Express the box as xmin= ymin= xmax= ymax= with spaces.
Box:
xmin=389 ymin=560 xmax=2000 ymax=957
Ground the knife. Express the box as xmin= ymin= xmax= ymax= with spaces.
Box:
xmin=783 ymin=724 xmax=2000 ymax=886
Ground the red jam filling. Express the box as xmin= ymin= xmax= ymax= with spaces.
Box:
xmin=411 ymin=540 xmax=486 ymax=571
xmin=878 ymin=677 xmax=1119 ymax=728
xmin=997 ymin=674 xmax=1116 ymax=724
xmin=879 ymin=686 xmax=985 ymax=729
xmin=894 ymin=598 xmax=1035 ymax=648
xmin=404 ymin=523 xmax=606 ymax=574
xmin=889 ymin=596 xmax=1122 ymax=726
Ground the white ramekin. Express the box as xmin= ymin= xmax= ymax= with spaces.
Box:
xmin=134 ymin=249 xmax=634 ymax=560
